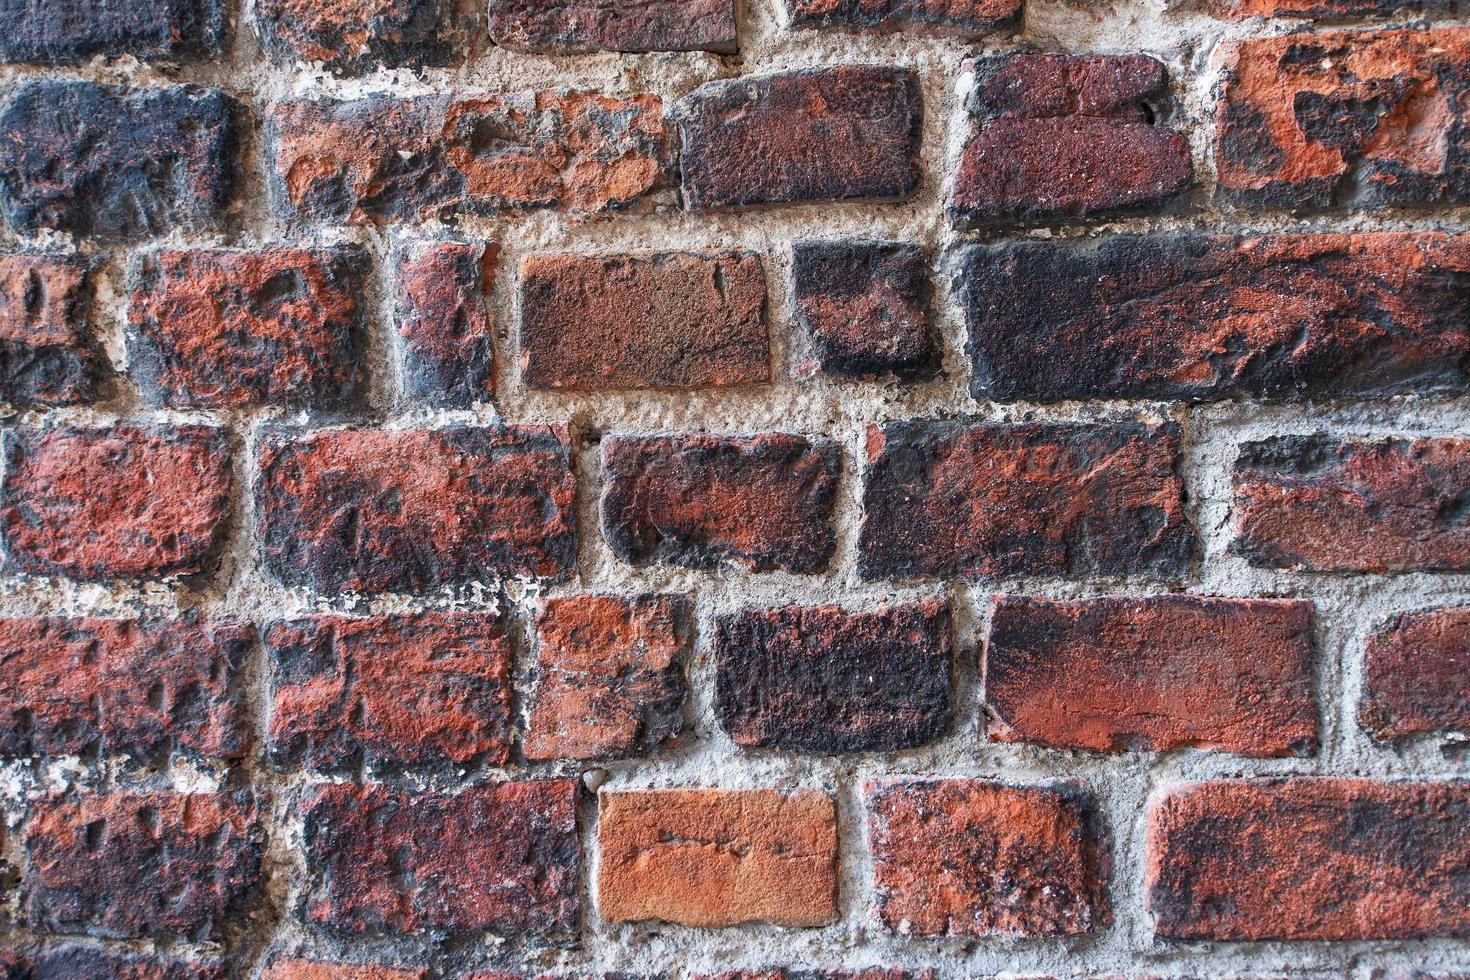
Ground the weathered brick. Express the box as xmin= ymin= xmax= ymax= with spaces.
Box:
xmin=1360 ymin=607 xmax=1470 ymax=740
xmin=866 ymin=779 xmax=1107 ymax=937
xmin=957 ymin=232 xmax=1470 ymax=403
xmin=256 ymin=0 xmax=454 ymax=72
xmin=0 ymin=81 xmax=239 ymax=239
xmin=714 ymin=599 xmax=952 ymax=753
xmin=1213 ymin=29 xmax=1470 ymax=210
xmin=790 ymin=240 xmax=937 ymax=381
xmin=983 ymin=595 xmax=1317 ymax=756
xmin=524 ymin=594 xmax=688 ymax=761
xmin=0 ymin=254 xmax=103 ymax=407
xmin=1147 ymin=779 xmax=1470 ymax=939
xmin=519 ymin=250 xmax=769 ymax=391
xmin=2 ymin=425 xmax=232 ymax=581
xmin=262 ymin=959 xmax=426 ymax=980
xmin=395 ymin=240 xmax=496 ymax=408
xmin=788 ymin=0 xmax=1017 ymax=34
xmin=695 ymin=973 xmax=935 ymax=980
xmin=24 ymin=792 xmax=261 ymax=940
xmin=859 ymin=420 xmax=1192 ymax=581
xmin=128 ymin=247 xmax=367 ymax=409
xmin=488 ymin=0 xmax=737 ymax=52
xmin=1217 ymin=0 xmax=1442 ymax=15
xmin=597 ymin=788 xmax=838 ymax=927
xmin=267 ymin=91 xmax=666 ymax=224
xmin=256 ymin=426 xmax=576 ymax=594
xmin=600 ymin=433 xmax=840 ymax=574
xmin=0 ymin=0 xmax=225 ymax=62
xmin=678 ymin=67 xmax=921 ymax=210
xmin=951 ymin=54 xmax=1191 ymax=225
xmin=302 ymin=780 xmax=580 ymax=935
xmin=0 ymin=947 xmax=226 ymax=979
xmin=1232 ymin=435 xmax=1470 ymax=572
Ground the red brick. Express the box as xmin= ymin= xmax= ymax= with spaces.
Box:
xmin=0 ymin=253 xmax=103 ymax=406
xmin=128 ymin=247 xmax=366 ymax=409
xmin=596 ymin=788 xmax=838 ymax=927
xmin=0 ymin=0 xmax=225 ymax=62
xmin=1217 ymin=0 xmax=1438 ymax=15
xmin=256 ymin=0 xmax=455 ymax=72
xmin=866 ymin=778 xmax=1107 ymax=937
xmin=488 ymin=0 xmax=737 ymax=52
xmin=524 ymin=594 xmax=689 ymax=761
xmin=395 ymin=239 xmax=496 ymax=408
xmin=951 ymin=54 xmax=1191 ymax=225
xmin=678 ymin=66 xmax=921 ymax=210
xmin=24 ymin=791 xmax=261 ymax=940
xmin=1360 ymin=607 xmax=1470 ymax=740
xmin=1213 ymin=29 xmax=1470 ymax=210
xmin=256 ymin=425 xmax=576 ymax=594
xmin=789 ymin=0 xmax=1017 ymax=34
xmin=600 ymin=433 xmax=840 ymax=573
xmin=0 ymin=947 xmax=226 ymax=979
xmin=859 ymin=420 xmax=1192 ymax=581
xmin=983 ymin=595 xmax=1317 ymax=756
xmin=1232 ymin=435 xmax=1470 ymax=572
xmin=262 ymin=959 xmax=426 ymax=980
xmin=1147 ymin=779 xmax=1470 ymax=939
xmin=302 ymin=780 xmax=579 ymax=935
xmin=1 ymin=425 xmax=232 ymax=581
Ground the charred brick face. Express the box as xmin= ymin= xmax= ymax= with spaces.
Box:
xmin=1360 ymin=607 xmax=1470 ymax=740
xmin=395 ymin=240 xmax=496 ymax=408
xmin=1147 ymin=779 xmax=1470 ymax=939
xmin=983 ymin=595 xmax=1318 ymax=756
xmin=600 ymin=433 xmax=840 ymax=574
xmin=859 ymin=420 xmax=1193 ymax=581
xmin=714 ymin=599 xmax=952 ymax=753
xmin=301 ymin=780 xmax=580 ymax=936
xmin=488 ymin=0 xmax=737 ymax=52
xmin=261 ymin=961 xmax=426 ymax=980
xmin=788 ymin=0 xmax=1018 ymax=34
xmin=0 ymin=0 xmax=225 ymax=62
xmin=1231 ymin=435 xmax=1470 ymax=572
xmin=0 ymin=253 xmax=104 ymax=407
xmin=255 ymin=0 xmax=453 ymax=73
xmin=866 ymin=779 xmax=1107 ymax=937
xmin=677 ymin=66 xmax=922 ymax=210
xmin=0 ymin=947 xmax=227 ymax=979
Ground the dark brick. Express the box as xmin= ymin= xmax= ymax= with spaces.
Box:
xmin=0 ymin=947 xmax=226 ymax=979
xmin=0 ymin=254 xmax=103 ymax=407
xmin=600 ymin=433 xmax=840 ymax=574
xmin=262 ymin=961 xmax=426 ymax=980
xmin=859 ymin=420 xmax=1193 ymax=581
xmin=714 ymin=599 xmax=952 ymax=753
xmin=0 ymin=0 xmax=224 ymax=62
xmin=788 ymin=0 xmax=1018 ymax=34
xmin=519 ymin=250 xmax=769 ymax=391
xmin=1360 ymin=607 xmax=1470 ymax=740
xmin=256 ymin=0 xmax=453 ymax=73
xmin=488 ymin=0 xmax=737 ymax=52
xmin=395 ymin=240 xmax=496 ymax=408
xmin=677 ymin=66 xmax=921 ymax=210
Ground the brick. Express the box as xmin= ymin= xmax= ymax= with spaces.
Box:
xmin=488 ymin=0 xmax=737 ymax=52
xmin=302 ymin=780 xmax=579 ymax=935
xmin=1213 ymin=29 xmax=1470 ymax=210
xmin=24 ymin=792 xmax=261 ymax=940
xmin=0 ymin=254 xmax=103 ymax=407
xmin=951 ymin=54 xmax=1191 ymax=225
xmin=983 ymin=595 xmax=1317 ymax=756
xmin=0 ymin=81 xmax=239 ymax=239
xmin=1231 ymin=435 xmax=1470 ymax=572
xmin=714 ymin=599 xmax=952 ymax=753
xmin=678 ymin=66 xmax=921 ymax=210
xmin=695 ymin=973 xmax=935 ymax=980
xmin=524 ymin=594 xmax=689 ymax=761
xmin=0 ymin=0 xmax=224 ymax=62
xmin=790 ymin=240 xmax=937 ymax=381
xmin=519 ymin=250 xmax=769 ymax=391
xmin=1218 ymin=0 xmax=1443 ymax=15
xmin=2 ymin=425 xmax=232 ymax=581
xmin=395 ymin=240 xmax=496 ymax=408
xmin=256 ymin=425 xmax=576 ymax=594
xmin=256 ymin=0 xmax=453 ymax=72
xmin=956 ymin=232 xmax=1470 ymax=403
xmin=788 ymin=0 xmax=1017 ymax=34
xmin=1360 ymin=607 xmax=1470 ymax=740
xmin=267 ymin=613 xmax=512 ymax=770
xmin=262 ymin=960 xmax=426 ymax=980
xmin=1147 ymin=779 xmax=1470 ymax=939
xmin=267 ymin=91 xmax=666 ymax=225
xmin=128 ymin=247 xmax=367 ymax=410
xmin=866 ymin=779 xmax=1106 ymax=937
xmin=600 ymin=433 xmax=840 ymax=574
xmin=597 ymin=788 xmax=838 ymax=927
xmin=0 ymin=947 xmax=226 ymax=979
xmin=859 ymin=420 xmax=1192 ymax=581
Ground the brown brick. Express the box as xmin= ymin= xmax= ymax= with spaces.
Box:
xmin=1148 ymin=779 xmax=1470 ymax=939
xmin=1360 ymin=607 xmax=1470 ymax=740
xmin=951 ymin=54 xmax=1191 ymax=225
xmin=678 ymin=66 xmax=921 ymax=210
xmin=488 ymin=0 xmax=737 ymax=52
xmin=0 ymin=0 xmax=225 ymax=62
xmin=788 ymin=0 xmax=1017 ymax=34
xmin=957 ymin=232 xmax=1470 ymax=403
xmin=714 ymin=599 xmax=952 ymax=753
xmin=866 ymin=778 xmax=1107 ymax=937
xmin=1213 ymin=28 xmax=1470 ymax=210
xmin=128 ymin=248 xmax=366 ymax=409
xmin=0 ymin=947 xmax=226 ymax=979
xmin=262 ymin=959 xmax=427 ymax=980
xmin=395 ymin=240 xmax=496 ymax=408
xmin=1232 ymin=435 xmax=1470 ymax=572
xmin=520 ymin=250 xmax=769 ymax=391
xmin=256 ymin=425 xmax=576 ymax=595
xmin=859 ymin=420 xmax=1193 ymax=581
xmin=24 ymin=791 xmax=261 ymax=940
xmin=0 ymin=253 xmax=103 ymax=406
xmin=524 ymin=595 xmax=689 ymax=761
xmin=256 ymin=0 xmax=455 ymax=72
xmin=597 ymin=788 xmax=838 ymax=927
xmin=600 ymin=433 xmax=840 ymax=574
xmin=302 ymin=780 xmax=579 ymax=935
xmin=2 ymin=425 xmax=232 ymax=581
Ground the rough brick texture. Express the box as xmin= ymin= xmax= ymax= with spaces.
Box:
xmin=1360 ymin=607 xmax=1470 ymax=740
xmin=488 ymin=0 xmax=738 ymax=52
xmin=262 ymin=962 xmax=426 ymax=980
xmin=1218 ymin=0 xmax=1439 ymax=15
xmin=255 ymin=0 xmax=454 ymax=72
xmin=0 ymin=253 xmax=102 ymax=407
xmin=0 ymin=947 xmax=226 ymax=979
xmin=788 ymin=0 xmax=1018 ymax=34
xmin=0 ymin=0 xmax=225 ymax=62
xmin=395 ymin=240 xmax=497 ymax=408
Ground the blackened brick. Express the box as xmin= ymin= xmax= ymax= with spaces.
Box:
xmin=0 ymin=0 xmax=224 ymax=62
xmin=488 ymin=0 xmax=737 ymax=52
xmin=256 ymin=0 xmax=453 ymax=73
xmin=0 ymin=253 xmax=103 ymax=407
xmin=788 ymin=0 xmax=1018 ymax=35
xmin=0 ymin=947 xmax=226 ymax=979
xmin=1360 ymin=607 xmax=1470 ymax=740
xmin=395 ymin=240 xmax=496 ymax=408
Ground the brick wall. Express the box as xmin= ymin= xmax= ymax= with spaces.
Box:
xmin=0 ymin=0 xmax=1465 ymax=975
